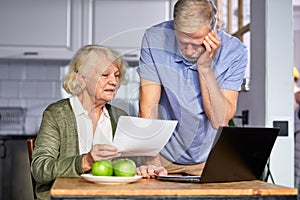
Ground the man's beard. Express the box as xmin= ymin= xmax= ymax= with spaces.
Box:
xmin=179 ymin=50 xmax=199 ymax=63
xmin=179 ymin=48 xmax=207 ymax=64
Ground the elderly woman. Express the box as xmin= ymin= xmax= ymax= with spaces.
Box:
xmin=31 ymin=45 xmax=128 ymax=200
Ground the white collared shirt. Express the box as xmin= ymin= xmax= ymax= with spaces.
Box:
xmin=70 ymin=96 xmax=113 ymax=155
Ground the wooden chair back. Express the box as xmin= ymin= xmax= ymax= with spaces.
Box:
xmin=27 ymin=138 xmax=36 ymax=199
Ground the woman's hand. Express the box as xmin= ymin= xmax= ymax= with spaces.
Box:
xmin=136 ymin=165 xmax=168 ymax=178
xmin=89 ymin=144 xmax=121 ymax=161
xmin=82 ymin=144 xmax=121 ymax=172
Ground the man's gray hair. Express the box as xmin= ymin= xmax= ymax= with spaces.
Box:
xmin=173 ymin=0 xmax=217 ymax=33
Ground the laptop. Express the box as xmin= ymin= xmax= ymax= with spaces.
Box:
xmin=156 ymin=126 xmax=279 ymax=183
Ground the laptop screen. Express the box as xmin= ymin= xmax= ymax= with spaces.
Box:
xmin=199 ymin=126 xmax=279 ymax=183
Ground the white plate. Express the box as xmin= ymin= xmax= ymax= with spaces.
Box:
xmin=81 ymin=174 xmax=142 ymax=185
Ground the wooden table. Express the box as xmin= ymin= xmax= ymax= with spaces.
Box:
xmin=51 ymin=177 xmax=298 ymax=200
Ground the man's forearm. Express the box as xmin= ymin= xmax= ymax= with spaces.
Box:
xmin=138 ymin=78 xmax=161 ymax=119
xmin=198 ymin=68 xmax=232 ymax=129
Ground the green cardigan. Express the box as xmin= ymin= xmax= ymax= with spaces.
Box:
xmin=31 ymin=98 xmax=127 ymax=200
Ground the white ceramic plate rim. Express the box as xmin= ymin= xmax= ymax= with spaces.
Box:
xmin=81 ymin=174 xmax=142 ymax=184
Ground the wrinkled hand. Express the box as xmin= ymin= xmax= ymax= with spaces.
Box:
xmin=136 ymin=165 xmax=167 ymax=178
xmin=90 ymin=144 xmax=121 ymax=161
xmin=197 ymin=30 xmax=220 ymax=70
xmin=82 ymin=144 xmax=121 ymax=172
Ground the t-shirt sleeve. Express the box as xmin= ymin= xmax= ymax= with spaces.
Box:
xmin=137 ymin=30 xmax=161 ymax=83
xmin=215 ymin=38 xmax=248 ymax=91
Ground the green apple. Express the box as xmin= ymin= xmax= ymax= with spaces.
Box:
xmin=112 ymin=158 xmax=136 ymax=177
xmin=91 ymin=160 xmax=113 ymax=176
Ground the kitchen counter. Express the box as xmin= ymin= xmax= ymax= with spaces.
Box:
xmin=0 ymin=134 xmax=37 ymax=140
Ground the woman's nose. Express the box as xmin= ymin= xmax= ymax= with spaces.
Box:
xmin=108 ymin=76 xmax=118 ymax=85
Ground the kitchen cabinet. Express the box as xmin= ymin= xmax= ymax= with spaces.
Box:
xmin=0 ymin=136 xmax=36 ymax=200
xmin=0 ymin=0 xmax=82 ymax=60
xmin=0 ymin=0 xmax=173 ymax=60
xmin=82 ymin=0 xmax=172 ymax=60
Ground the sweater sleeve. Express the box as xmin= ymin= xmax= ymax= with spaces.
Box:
xmin=31 ymin=101 xmax=83 ymax=185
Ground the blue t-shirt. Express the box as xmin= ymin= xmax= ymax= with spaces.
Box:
xmin=138 ymin=20 xmax=247 ymax=164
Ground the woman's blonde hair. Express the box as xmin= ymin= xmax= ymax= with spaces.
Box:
xmin=63 ymin=45 xmax=127 ymax=95
xmin=174 ymin=0 xmax=217 ymax=33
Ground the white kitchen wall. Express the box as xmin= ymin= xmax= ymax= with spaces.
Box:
xmin=295 ymin=5 xmax=300 ymax=70
xmin=237 ymin=0 xmax=294 ymax=187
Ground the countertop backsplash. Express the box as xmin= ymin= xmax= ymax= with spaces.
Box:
xmin=0 ymin=59 xmax=140 ymax=135
xmin=0 ymin=59 xmax=69 ymax=135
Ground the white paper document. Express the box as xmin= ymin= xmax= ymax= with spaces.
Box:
xmin=113 ymin=116 xmax=178 ymax=157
